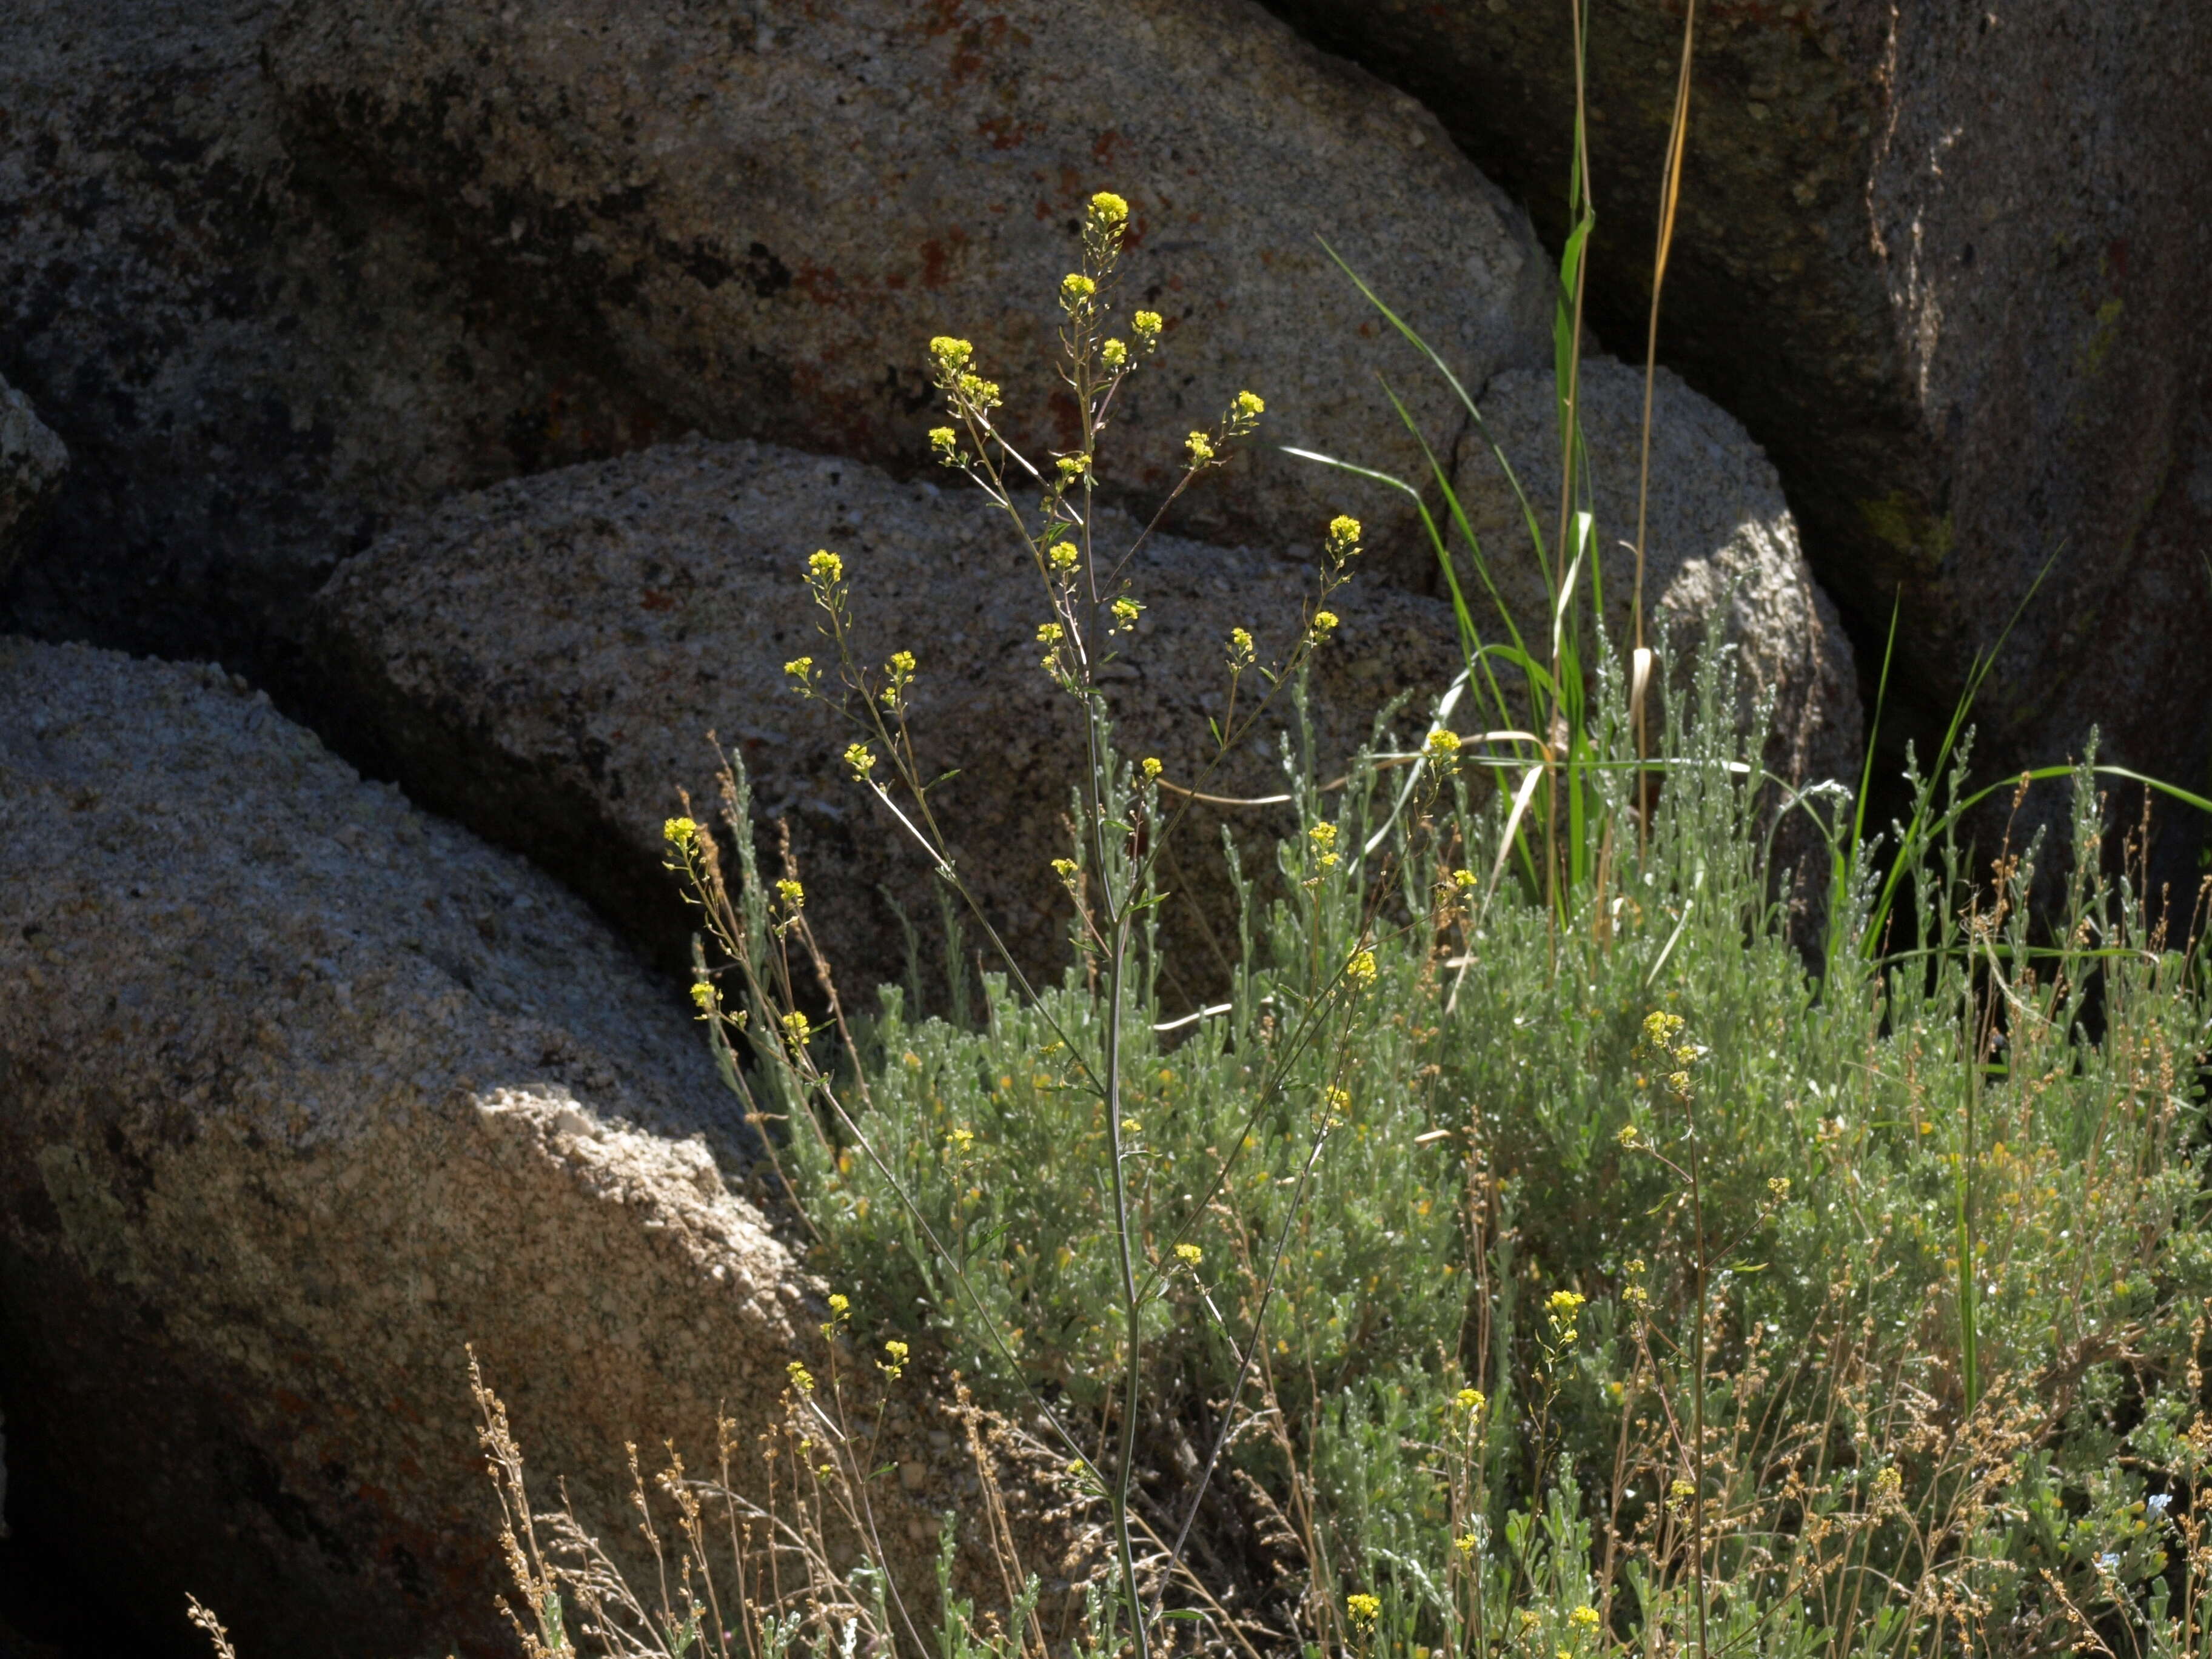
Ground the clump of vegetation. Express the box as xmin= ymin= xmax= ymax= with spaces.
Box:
xmin=184 ymin=106 xmax=2212 ymax=1659
xmin=645 ymin=182 xmax=2212 ymax=1659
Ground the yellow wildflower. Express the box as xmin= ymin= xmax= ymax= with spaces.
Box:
xmin=1056 ymin=452 xmax=1089 ymax=478
xmin=1346 ymin=1594 xmax=1381 ymax=1629
xmin=784 ymin=655 xmax=815 ymax=686
xmin=927 ymin=336 xmax=973 ymax=372
xmin=879 ymin=1339 xmax=909 ymax=1381
xmin=1452 ymin=868 xmax=1477 ymax=891
xmin=1227 ymin=626 xmax=1255 ymax=668
xmin=1185 ymin=430 xmax=1216 ymax=465
xmin=663 ymin=816 xmax=699 ymax=848
xmin=689 ymin=980 xmax=717 ymax=1016
xmin=1133 ymin=309 xmax=1163 ymax=342
xmin=1060 ymin=272 xmax=1097 ymax=306
xmin=928 ymin=425 xmax=957 ymax=461
xmin=1308 ymin=609 xmax=1338 ymax=640
xmin=1048 ymin=540 xmax=1080 ymax=572
xmin=1326 ymin=514 xmax=1363 ymax=559
xmin=781 ymin=1009 xmax=813 ymax=1047
xmin=1051 ymin=857 xmax=1079 ymax=881
xmin=1088 ymin=190 xmax=1129 ymax=228
xmin=1235 ymin=389 xmax=1264 ymax=418
xmin=1570 ymin=1607 xmax=1600 ymax=1633
xmin=1141 ymin=756 xmax=1164 ymax=779
xmin=1101 ymin=337 xmax=1128 ymax=370
xmin=827 ymin=1293 xmax=849 ymax=1318
xmin=1547 ymin=1289 xmax=1586 ymax=1321
xmin=1111 ymin=595 xmax=1142 ymax=630
xmin=1426 ymin=728 xmax=1462 ymax=760
xmin=1456 ymin=1386 xmax=1486 ymax=1413
xmin=786 ymin=1360 xmax=815 ymax=1394
xmin=1036 ymin=621 xmax=1065 ymax=645
xmin=776 ymin=878 xmax=805 ymax=910
xmin=843 ymin=742 xmax=877 ymax=780
xmin=1346 ymin=949 xmax=1377 ymax=987
xmin=807 ymin=548 xmax=843 ymax=585
xmin=1174 ymin=1242 xmax=1203 ymax=1266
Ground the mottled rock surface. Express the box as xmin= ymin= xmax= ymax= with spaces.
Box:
xmin=1452 ymin=358 xmax=1860 ymax=791
xmin=0 ymin=640 xmax=813 ymax=1656
xmin=0 ymin=0 xmax=667 ymax=679
xmin=310 ymin=437 xmax=1472 ymax=994
xmin=1264 ymin=0 xmax=2212 ymax=814
xmin=264 ymin=0 xmax=1556 ymax=580
xmin=309 ymin=434 xmax=1857 ymax=997
xmin=0 ymin=380 xmax=65 ymax=581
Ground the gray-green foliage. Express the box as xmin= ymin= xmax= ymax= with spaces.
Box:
xmin=732 ymin=634 xmax=2212 ymax=1657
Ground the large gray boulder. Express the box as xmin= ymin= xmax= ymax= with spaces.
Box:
xmin=1261 ymin=0 xmax=2212 ymax=822
xmin=0 ymin=640 xmax=819 ymax=1656
xmin=0 ymin=377 xmax=66 ymax=581
xmin=308 ymin=432 xmax=1858 ymax=997
xmin=309 ymin=436 xmax=1472 ymax=995
xmin=0 ymin=0 xmax=663 ymax=679
xmin=262 ymin=0 xmax=1557 ymax=580
xmin=1452 ymin=358 xmax=1860 ymax=793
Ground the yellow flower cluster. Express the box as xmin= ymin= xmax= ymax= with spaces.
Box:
xmin=1051 ymin=857 xmax=1079 ymax=882
xmin=1088 ymin=190 xmax=1129 ymax=229
xmin=1235 ymin=389 xmax=1264 ymax=418
xmin=1101 ymin=337 xmax=1128 ymax=370
xmin=1173 ymin=1242 xmax=1203 ymax=1266
xmin=1346 ymin=949 xmax=1377 ymax=987
xmin=1426 ymin=728 xmax=1462 ymax=761
xmin=784 ymin=655 xmax=815 ymax=691
xmin=843 ymin=742 xmax=876 ymax=780
xmin=1060 ymin=271 xmax=1097 ymax=307
xmin=663 ymin=816 xmax=699 ymax=849
xmin=1036 ymin=621 xmax=1065 ymax=645
xmin=808 ymin=548 xmax=843 ymax=585
xmin=1111 ymin=595 xmax=1142 ymax=630
xmin=928 ymin=335 xmax=973 ymax=373
xmin=1346 ymin=1594 xmax=1381 ymax=1629
xmin=1455 ymin=1386 xmax=1486 ymax=1413
xmin=1048 ymin=540 xmax=1080 ymax=573
xmin=1185 ymin=430 xmax=1215 ymax=466
xmin=1309 ymin=820 xmax=1340 ymax=868
xmin=1326 ymin=514 xmax=1363 ymax=565
xmin=1133 ymin=309 xmax=1163 ymax=343
xmin=1141 ymin=756 xmax=1164 ymax=779
xmin=928 ymin=425 xmax=957 ymax=464
xmin=1226 ymin=625 xmax=1255 ymax=668
xmin=1307 ymin=609 xmax=1338 ymax=643
xmin=776 ymin=878 xmax=805 ymax=910
xmin=1570 ymin=1607 xmax=1601 ymax=1633
xmin=781 ymin=1008 xmax=813 ymax=1046
xmin=879 ymin=1338 xmax=909 ymax=1382
xmin=689 ymin=980 xmax=717 ymax=1016
xmin=786 ymin=1360 xmax=815 ymax=1394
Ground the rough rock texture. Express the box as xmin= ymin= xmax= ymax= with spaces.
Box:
xmin=0 ymin=639 xmax=823 ymax=1657
xmin=1264 ymin=0 xmax=2212 ymax=816
xmin=1452 ymin=358 xmax=1860 ymax=791
xmin=263 ymin=0 xmax=1557 ymax=581
xmin=309 ymin=437 xmax=1475 ymax=997
xmin=0 ymin=0 xmax=669 ymax=680
xmin=309 ymin=434 xmax=1858 ymax=996
xmin=0 ymin=379 xmax=65 ymax=582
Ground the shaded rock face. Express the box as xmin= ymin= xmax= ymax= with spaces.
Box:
xmin=0 ymin=380 xmax=66 ymax=581
xmin=308 ymin=431 xmax=1858 ymax=999
xmin=308 ymin=436 xmax=1473 ymax=999
xmin=262 ymin=0 xmax=1557 ymax=581
xmin=1451 ymin=359 xmax=1860 ymax=794
xmin=0 ymin=0 xmax=669 ymax=682
xmin=1261 ymin=0 xmax=2212 ymax=798
xmin=0 ymin=640 xmax=809 ymax=1657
